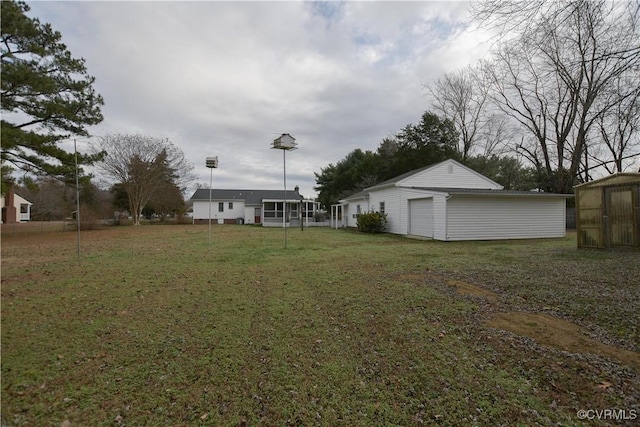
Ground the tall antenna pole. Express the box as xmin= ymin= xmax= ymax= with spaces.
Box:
xmin=209 ymin=166 xmax=213 ymax=245
xmin=74 ymin=139 xmax=81 ymax=259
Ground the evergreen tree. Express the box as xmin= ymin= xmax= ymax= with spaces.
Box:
xmin=1 ymin=0 xmax=104 ymax=182
xmin=314 ymin=111 xmax=460 ymax=207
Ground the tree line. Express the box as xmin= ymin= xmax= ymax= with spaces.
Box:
xmin=314 ymin=111 xmax=540 ymax=209
xmin=12 ymin=135 xmax=193 ymax=226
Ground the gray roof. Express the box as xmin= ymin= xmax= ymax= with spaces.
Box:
xmin=190 ymin=189 xmax=303 ymax=204
xmin=340 ymin=186 xmax=570 ymax=203
xmin=368 ymin=165 xmax=435 ymax=189
xmin=341 ymin=189 xmax=369 ymax=200
xmin=339 ymin=165 xmax=438 ymax=202
xmin=412 ymin=187 xmax=573 ymax=197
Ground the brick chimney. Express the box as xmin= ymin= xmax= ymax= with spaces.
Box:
xmin=4 ymin=183 xmax=17 ymax=223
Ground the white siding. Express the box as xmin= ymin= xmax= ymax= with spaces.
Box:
xmin=244 ymin=206 xmax=259 ymax=224
xmin=365 ymin=187 xmax=445 ymax=235
xmin=343 ymin=199 xmax=370 ymax=227
xmin=192 ymin=200 xmax=246 ymax=221
xmin=432 ymin=195 xmax=448 ymax=240
xmin=445 ymin=196 xmax=566 ymax=241
xmin=192 ymin=201 xmax=212 ymax=220
xmin=408 ymin=198 xmax=433 ymax=237
xmin=369 ymin=187 xmax=400 ymax=233
xmin=399 ymin=160 xmax=502 ymax=189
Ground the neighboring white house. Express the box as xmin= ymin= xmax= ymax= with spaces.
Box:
xmin=1 ymin=190 xmax=32 ymax=223
xmin=189 ymin=188 xmax=320 ymax=227
xmin=332 ymin=159 xmax=571 ymax=241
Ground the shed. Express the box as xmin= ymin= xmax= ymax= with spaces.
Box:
xmin=574 ymin=173 xmax=640 ymax=249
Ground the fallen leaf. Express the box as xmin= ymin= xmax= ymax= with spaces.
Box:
xmin=596 ymin=381 xmax=612 ymax=390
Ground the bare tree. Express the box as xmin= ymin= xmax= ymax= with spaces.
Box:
xmin=475 ymin=0 xmax=640 ymax=192
xmin=426 ymin=62 xmax=507 ymax=160
xmin=426 ymin=61 xmax=514 ymax=161
xmin=591 ymin=70 xmax=640 ymax=174
xmin=93 ymin=134 xmax=194 ymax=225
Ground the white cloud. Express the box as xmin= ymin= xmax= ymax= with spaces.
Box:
xmin=26 ymin=0 xmax=488 ymax=199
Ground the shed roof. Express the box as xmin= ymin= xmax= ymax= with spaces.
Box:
xmin=573 ymin=173 xmax=640 ymax=189
xmin=190 ymin=189 xmax=303 ymax=205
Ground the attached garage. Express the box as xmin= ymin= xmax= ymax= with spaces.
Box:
xmin=408 ymin=198 xmax=434 ymax=237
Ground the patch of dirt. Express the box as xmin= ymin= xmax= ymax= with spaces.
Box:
xmin=443 ymin=276 xmax=639 ymax=371
xmin=446 ymin=279 xmax=498 ymax=302
xmin=488 ymin=311 xmax=640 ymax=371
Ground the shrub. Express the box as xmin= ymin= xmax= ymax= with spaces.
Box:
xmin=356 ymin=211 xmax=387 ymax=233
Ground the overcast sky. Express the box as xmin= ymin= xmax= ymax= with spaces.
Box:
xmin=27 ymin=0 xmax=493 ymax=199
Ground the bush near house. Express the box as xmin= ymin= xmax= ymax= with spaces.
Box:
xmin=357 ymin=211 xmax=387 ymax=233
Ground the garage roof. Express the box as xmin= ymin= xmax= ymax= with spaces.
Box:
xmin=412 ymin=187 xmax=572 ymax=197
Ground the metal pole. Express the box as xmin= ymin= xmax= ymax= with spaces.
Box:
xmin=208 ymin=167 xmax=213 ymax=245
xmin=283 ymin=149 xmax=287 ymax=248
xmin=74 ymin=139 xmax=81 ymax=259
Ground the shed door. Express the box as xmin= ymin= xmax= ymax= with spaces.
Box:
xmin=605 ymin=185 xmax=638 ymax=247
xmin=409 ymin=198 xmax=433 ymax=237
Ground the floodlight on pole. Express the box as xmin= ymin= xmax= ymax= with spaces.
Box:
xmin=206 ymin=156 xmax=219 ymax=245
xmin=271 ymin=134 xmax=297 ymax=249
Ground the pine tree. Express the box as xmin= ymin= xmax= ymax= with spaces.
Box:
xmin=1 ymin=0 xmax=104 ymax=182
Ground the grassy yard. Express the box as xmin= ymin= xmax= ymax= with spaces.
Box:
xmin=1 ymin=224 xmax=638 ymax=426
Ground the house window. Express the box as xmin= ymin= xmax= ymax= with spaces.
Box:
xmin=356 ymin=204 xmax=361 ymax=214
xmin=379 ymin=202 xmax=385 ymax=214
xmin=20 ymin=204 xmax=29 ymax=214
xmin=218 ymin=202 xmax=224 ymax=212
xmin=228 ymin=202 xmax=233 ymax=209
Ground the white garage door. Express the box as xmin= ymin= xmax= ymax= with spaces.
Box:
xmin=409 ymin=198 xmax=433 ymax=237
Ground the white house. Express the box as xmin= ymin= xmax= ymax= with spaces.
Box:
xmin=332 ymin=159 xmax=570 ymax=241
xmin=190 ymin=188 xmax=320 ymax=227
xmin=1 ymin=188 xmax=32 ymax=223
